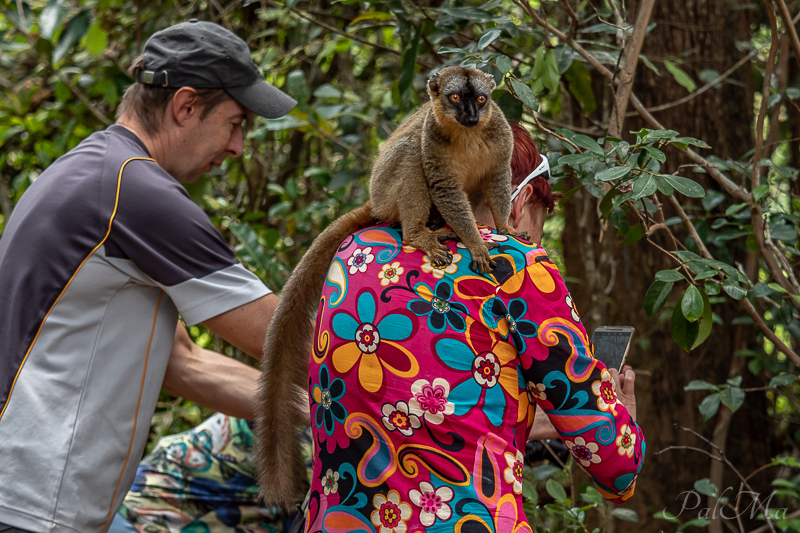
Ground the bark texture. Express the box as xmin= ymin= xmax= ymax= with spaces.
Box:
xmin=560 ymin=1 xmax=772 ymax=530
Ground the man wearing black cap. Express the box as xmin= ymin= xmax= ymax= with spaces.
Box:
xmin=0 ymin=21 xmax=296 ymax=533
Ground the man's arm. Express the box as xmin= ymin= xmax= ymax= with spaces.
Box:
xmin=163 ymin=320 xmax=260 ymax=420
xmin=202 ymin=292 xmax=279 ymax=359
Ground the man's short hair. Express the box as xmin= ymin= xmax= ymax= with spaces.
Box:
xmin=116 ymin=55 xmax=232 ymax=132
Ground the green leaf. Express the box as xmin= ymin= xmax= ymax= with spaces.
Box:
xmin=672 ymin=301 xmax=699 ymax=352
xmin=572 ymin=134 xmax=604 ymax=155
xmin=684 ymin=380 xmax=718 ymax=391
xmin=610 ymin=508 xmax=639 ymax=522
xmin=39 ymin=0 xmax=68 ymax=40
xmin=313 ymin=84 xmax=342 ymax=99
xmin=596 ymin=166 xmax=631 ymax=182
xmin=753 ymin=184 xmax=770 ymax=200
xmin=691 ymin=288 xmax=713 ymax=349
xmin=52 ymin=10 xmax=92 ymax=64
xmin=692 ymin=478 xmax=719 ymax=498
xmin=698 ymin=392 xmax=721 ymax=420
xmin=495 ymin=54 xmax=512 ymax=74
xmin=229 ymin=222 xmax=269 ymax=273
xmin=532 ymin=463 xmax=561 ymax=480
xmin=770 ymin=374 xmax=797 ymax=388
xmin=654 ymin=510 xmax=680 ymax=523
xmin=565 ymin=60 xmax=596 ymax=115
xmin=522 ymin=479 xmax=537 ymax=504
xmin=725 ymin=203 xmax=748 ymax=216
xmin=639 ymin=54 xmax=660 ymax=74
xmin=478 ymin=29 xmax=502 ymax=50
xmin=546 ymin=479 xmax=568 ymax=502
xmin=398 ymin=26 xmax=420 ymax=109
xmin=768 ymin=282 xmax=788 ymax=293
xmin=661 ymin=174 xmax=705 ymax=198
xmin=507 ymin=78 xmax=538 ymax=112
xmin=642 ymin=145 xmax=666 ymax=163
xmin=656 ymin=269 xmax=687 ymax=282
xmin=671 ymin=136 xmax=711 ymax=149
xmin=664 ymin=60 xmax=697 ymax=92
xmin=82 ymin=20 xmax=108 ymax=56
xmin=632 ymin=174 xmax=658 ymax=199
xmin=581 ymin=486 xmax=605 ymax=506
xmin=681 ymin=285 xmax=704 ymax=322
xmin=719 ymin=386 xmax=745 ymax=412
xmin=786 ymin=87 xmax=800 ymax=100
xmin=553 ymin=44 xmax=574 ymax=75
xmin=722 ymin=280 xmax=746 ymax=300
xmin=679 ymin=518 xmax=710 ymax=531
xmin=558 ymin=154 xmax=594 ymax=166
xmin=771 ymin=224 xmax=797 ymax=242
xmin=645 ymin=280 xmax=673 ymax=318
xmin=621 ymin=224 xmax=644 ymax=245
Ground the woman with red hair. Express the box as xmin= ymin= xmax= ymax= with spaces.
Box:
xmin=299 ymin=123 xmax=644 ymax=532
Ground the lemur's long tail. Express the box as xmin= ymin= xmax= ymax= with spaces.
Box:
xmin=256 ymin=202 xmax=375 ymax=509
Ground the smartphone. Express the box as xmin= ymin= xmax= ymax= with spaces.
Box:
xmin=591 ymin=326 xmax=635 ymax=372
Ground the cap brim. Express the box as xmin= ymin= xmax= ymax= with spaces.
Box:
xmin=227 ymin=80 xmax=297 ymax=119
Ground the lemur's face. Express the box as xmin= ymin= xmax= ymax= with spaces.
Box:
xmin=428 ymin=67 xmax=496 ymax=128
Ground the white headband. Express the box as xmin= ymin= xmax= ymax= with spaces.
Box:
xmin=511 ymin=156 xmax=550 ymax=202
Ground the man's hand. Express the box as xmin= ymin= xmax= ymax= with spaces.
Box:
xmin=609 ymin=364 xmax=637 ymax=422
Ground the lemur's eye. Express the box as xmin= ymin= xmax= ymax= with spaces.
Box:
xmin=477 ymin=95 xmax=487 ymax=104
xmin=450 ymin=94 xmax=461 ymax=103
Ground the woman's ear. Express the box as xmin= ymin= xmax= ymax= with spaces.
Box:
xmin=509 ymin=184 xmax=533 ymax=228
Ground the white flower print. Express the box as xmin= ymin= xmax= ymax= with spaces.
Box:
xmin=421 ymin=253 xmax=462 ymax=279
xmin=371 ymin=490 xmax=412 ymax=533
xmin=565 ymin=437 xmax=602 ymax=468
xmin=408 ymin=378 xmax=455 ymax=425
xmin=322 ymin=468 xmax=339 ymax=495
xmin=379 ymin=262 xmax=404 ymax=286
xmin=565 ymin=294 xmax=581 ymax=322
xmin=591 ymin=369 xmax=619 ymax=415
xmin=348 ymin=247 xmax=374 ymax=274
xmin=615 ymin=424 xmax=637 ymax=458
xmin=355 ymin=323 xmax=381 ymax=354
xmin=381 ymin=401 xmax=422 ymax=436
xmin=409 ymin=482 xmax=454 ymax=526
xmin=527 ymin=381 xmax=547 ymax=402
xmin=457 ymin=227 xmax=508 ymax=248
xmin=472 ymin=352 xmax=501 ymax=388
xmin=503 ymin=450 xmax=524 ymax=494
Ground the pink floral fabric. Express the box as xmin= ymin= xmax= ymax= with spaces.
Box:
xmin=305 ymin=223 xmax=644 ymax=532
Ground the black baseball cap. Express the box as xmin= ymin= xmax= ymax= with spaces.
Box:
xmin=138 ymin=19 xmax=296 ymax=118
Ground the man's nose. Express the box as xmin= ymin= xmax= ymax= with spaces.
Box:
xmin=227 ymin=127 xmax=244 ymax=158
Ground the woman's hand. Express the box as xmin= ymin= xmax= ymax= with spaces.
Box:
xmin=608 ymin=364 xmax=637 ymax=422
xmin=528 ymin=407 xmax=559 ymax=441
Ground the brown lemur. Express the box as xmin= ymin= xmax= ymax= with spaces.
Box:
xmin=255 ymin=66 xmax=526 ymax=509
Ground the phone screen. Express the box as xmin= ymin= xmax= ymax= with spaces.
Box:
xmin=591 ymin=326 xmax=634 ymax=372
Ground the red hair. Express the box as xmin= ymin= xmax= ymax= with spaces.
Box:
xmin=510 ymin=123 xmax=558 ymax=213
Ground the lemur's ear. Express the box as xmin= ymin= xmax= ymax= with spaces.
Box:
xmin=428 ymin=71 xmax=441 ymax=96
xmin=483 ymin=72 xmax=496 ymax=92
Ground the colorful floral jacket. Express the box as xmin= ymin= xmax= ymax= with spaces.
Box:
xmin=306 ymin=223 xmax=645 ymax=533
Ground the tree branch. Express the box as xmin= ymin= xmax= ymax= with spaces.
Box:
xmin=511 ymin=0 xmax=753 ymax=203
xmin=0 ymin=6 xmax=112 ymax=126
xmin=627 ymin=45 xmax=764 ymax=116
xmin=607 ymin=0 xmax=656 ymax=137
xmin=750 ymin=3 xmax=800 ymax=309
xmin=773 ymin=0 xmax=800 ymax=70
xmin=741 ymin=297 xmax=800 ymax=365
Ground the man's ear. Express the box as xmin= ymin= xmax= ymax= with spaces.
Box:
xmin=171 ymin=87 xmax=201 ymax=126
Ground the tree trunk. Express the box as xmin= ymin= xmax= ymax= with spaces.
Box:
xmin=560 ymin=1 xmax=772 ymax=530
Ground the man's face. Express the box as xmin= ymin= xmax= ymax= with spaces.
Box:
xmin=176 ymin=97 xmax=248 ymax=183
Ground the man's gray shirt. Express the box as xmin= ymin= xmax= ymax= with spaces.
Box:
xmin=0 ymin=125 xmax=270 ymax=533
